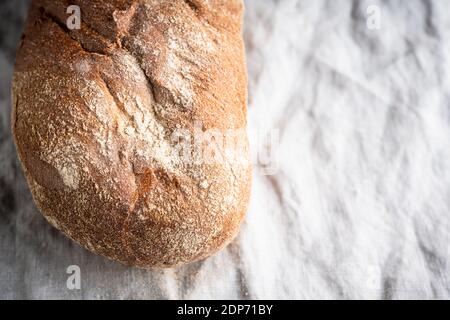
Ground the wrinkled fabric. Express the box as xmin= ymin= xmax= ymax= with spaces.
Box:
xmin=0 ymin=0 xmax=449 ymax=299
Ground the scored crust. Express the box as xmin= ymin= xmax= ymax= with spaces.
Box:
xmin=12 ymin=0 xmax=251 ymax=268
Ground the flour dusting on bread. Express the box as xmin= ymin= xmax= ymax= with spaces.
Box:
xmin=12 ymin=0 xmax=251 ymax=268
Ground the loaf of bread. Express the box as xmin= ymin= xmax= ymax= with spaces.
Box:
xmin=12 ymin=0 xmax=251 ymax=268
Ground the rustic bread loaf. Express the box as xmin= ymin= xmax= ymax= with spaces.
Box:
xmin=12 ymin=0 xmax=251 ymax=268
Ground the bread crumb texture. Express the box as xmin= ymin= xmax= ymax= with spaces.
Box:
xmin=12 ymin=0 xmax=251 ymax=268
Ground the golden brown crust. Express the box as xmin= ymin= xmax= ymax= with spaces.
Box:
xmin=12 ymin=0 xmax=251 ymax=268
